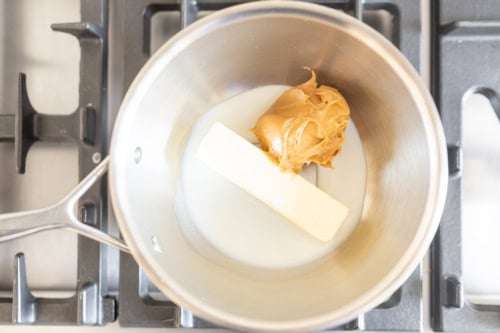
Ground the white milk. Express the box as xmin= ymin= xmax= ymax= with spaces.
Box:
xmin=177 ymin=85 xmax=366 ymax=270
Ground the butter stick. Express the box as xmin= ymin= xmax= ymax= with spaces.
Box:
xmin=197 ymin=122 xmax=349 ymax=242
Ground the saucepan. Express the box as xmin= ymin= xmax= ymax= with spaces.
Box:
xmin=0 ymin=1 xmax=447 ymax=331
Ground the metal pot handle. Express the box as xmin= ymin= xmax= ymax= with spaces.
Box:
xmin=0 ymin=156 xmax=129 ymax=252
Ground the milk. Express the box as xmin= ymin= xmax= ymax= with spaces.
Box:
xmin=177 ymin=85 xmax=367 ymax=270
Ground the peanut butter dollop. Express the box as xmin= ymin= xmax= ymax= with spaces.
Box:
xmin=251 ymin=70 xmax=350 ymax=174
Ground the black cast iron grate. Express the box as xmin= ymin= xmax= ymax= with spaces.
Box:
xmin=117 ymin=0 xmax=423 ymax=330
xmin=430 ymin=0 xmax=500 ymax=331
xmin=0 ymin=0 xmax=114 ymax=326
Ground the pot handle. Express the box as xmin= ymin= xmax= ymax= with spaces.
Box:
xmin=0 ymin=156 xmax=129 ymax=252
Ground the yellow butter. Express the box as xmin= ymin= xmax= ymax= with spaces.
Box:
xmin=197 ymin=122 xmax=349 ymax=242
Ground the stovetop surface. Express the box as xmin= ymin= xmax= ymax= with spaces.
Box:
xmin=1 ymin=0 xmax=500 ymax=332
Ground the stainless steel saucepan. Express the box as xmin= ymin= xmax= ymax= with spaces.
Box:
xmin=0 ymin=1 xmax=448 ymax=331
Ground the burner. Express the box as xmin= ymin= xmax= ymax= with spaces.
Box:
xmin=430 ymin=0 xmax=500 ymax=331
xmin=116 ymin=0 xmax=423 ymax=330
xmin=0 ymin=0 xmax=113 ymax=325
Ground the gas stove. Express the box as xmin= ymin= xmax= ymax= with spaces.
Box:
xmin=0 ymin=0 xmax=499 ymax=332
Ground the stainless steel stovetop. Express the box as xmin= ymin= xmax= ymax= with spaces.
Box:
xmin=1 ymin=0 xmax=500 ymax=332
